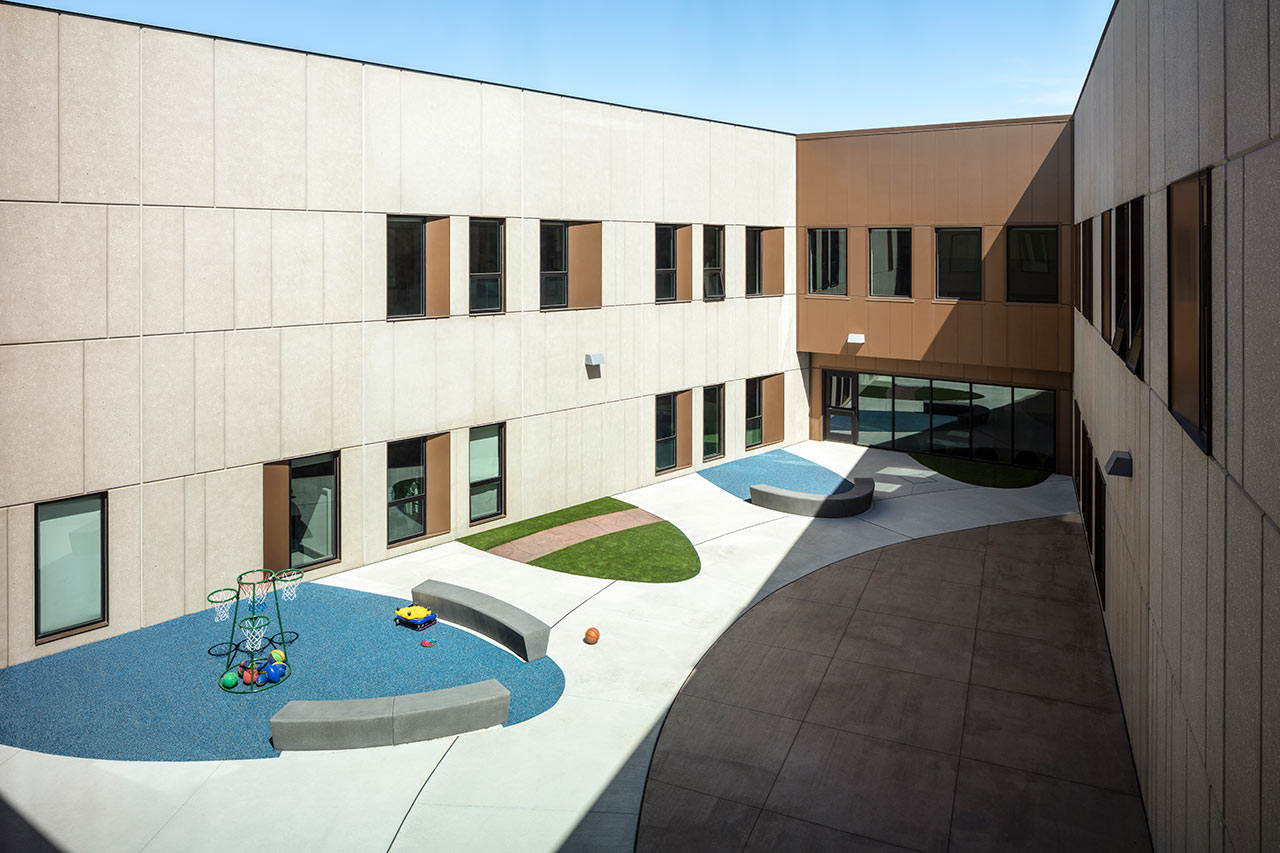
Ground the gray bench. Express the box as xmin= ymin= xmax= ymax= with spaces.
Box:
xmin=749 ymin=478 xmax=876 ymax=518
xmin=412 ymin=579 xmax=550 ymax=662
xmin=269 ymin=679 xmax=510 ymax=751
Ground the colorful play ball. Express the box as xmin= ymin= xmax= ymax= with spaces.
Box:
xmin=220 ymin=672 xmax=238 ymax=689
xmin=584 ymin=627 xmax=600 ymax=645
xmin=242 ymin=669 xmax=254 ymax=685
xmin=265 ymin=663 xmax=285 ymax=683
xmin=269 ymin=649 xmax=286 ymax=664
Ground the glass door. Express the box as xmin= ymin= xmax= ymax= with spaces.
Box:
xmin=822 ymin=370 xmax=858 ymax=443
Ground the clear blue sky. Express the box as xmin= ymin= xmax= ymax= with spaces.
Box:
xmin=30 ymin=0 xmax=1113 ymax=133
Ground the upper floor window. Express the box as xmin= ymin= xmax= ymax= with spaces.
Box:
xmin=869 ymin=227 xmax=912 ymax=297
xmin=936 ymin=227 xmax=982 ymax=300
xmin=36 ymin=493 xmax=108 ymax=642
xmin=808 ymin=228 xmax=847 ymax=295
xmin=387 ymin=217 xmax=425 ymax=318
xmin=656 ymin=224 xmax=678 ymax=302
xmin=703 ymin=225 xmax=724 ymax=301
xmin=469 ymin=218 xmax=503 ymax=314
xmin=1006 ymin=226 xmax=1059 ymax=303
xmin=540 ymin=222 xmax=568 ymax=310
xmin=1168 ymin=172 xmax=1211 ymax=452
xmin=746 ymin=228 xmax=764 ymax=296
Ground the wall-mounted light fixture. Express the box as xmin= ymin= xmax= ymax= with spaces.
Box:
xmin=1104 ymin=451 xmax=1132 ymax=477
xmin=847 ymin=333 xmax=865 ymax=345
xmin=584 ymin=353 xmax=604 ymax=366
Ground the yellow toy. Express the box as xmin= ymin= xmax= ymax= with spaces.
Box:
xmin=395 ymin=604 xmax=437 ymax=631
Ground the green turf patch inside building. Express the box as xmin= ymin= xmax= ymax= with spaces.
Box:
xmin=908 ymin=452 xmax=1053 ymax=489
xmin=530 ymin=520 xmax=700 ymax=583
xmin=459 ymin=497 xmax=634 ymax=552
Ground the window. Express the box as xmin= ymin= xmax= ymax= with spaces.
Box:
xmin=869 ymin=228 xmax=912 ymax=297
xmin=1125 ymin=197 xmax=1145 ymax=377
xmin=746 ymin=378 xmax=764 ymax=447
xmin=288 ymin=453 xmax=339 ymax=569
xmin=469 ymin=424 xmax=504 ymax=522
xmin=387 ymin=217 xmax=425 ymax=318
xmin=35 ymin=494 xmax=107 ymax=642
xmin=540 ymin=222 xmax=568 ymax=310
xmin=807 ymin=228 xmax=847 ymax=294
xmin=1006 ymin=226 xmax=1059 ymax=303
xmin=746 ymin=228 xmax=763 ymax=296
xmin=656 ymin=393 xmax=678 ymax=471
xmin=469 ymin=218 xmax=503 ymax=314
xmin=936 ymin=228 xmax=982 ymax=300
xmin=703 ymin=384 xmax=724 ymax=460
xmin=387 ymin=438 xmax=425 ymax=545
xmin=703 ymin=225 xmax=724 ymax=301
xmin=656 ymin=224 xmax=678 ymax=302
xmin=1114 ymin=206 xmax=1129 ymax=355
xmin=1101 ymin=209 xmax=1112 ymax=339
xmin=1167 ymin=171 xmax=1211 ymax=452
xmin=823 ymin=370 xmax=857 ymax=443
xmin=1081 ymin=218 xmax=1094 ymax=322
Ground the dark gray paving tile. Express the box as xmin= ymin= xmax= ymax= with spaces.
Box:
xmin=775 ymin=560 xmax=873 ymax=608
xmin=858 ymin=572 xmax=981 ymax=628
xmin=725 ymin=595 xmax=855 ymax=657
xmin=978 ymin=586 xmax=1107 ymax=650
xmin=970 ymin=630 xmax=1120 ymax=710
xmin=648 ymin=695 xmax=800 ymax=807
xmin=745 ymin=811 xmax=914 ymax=852
xmin=918 ymin=526 xmax=989 ymax=553
xmin=981 ymin=553 xmax=1097 ymax=607
xmin=962 ymin=685 xmax=1139 ymax=794
xmin=765 ymin=723 xmax=958 ymax=853
xmin=559 ymin=810 xmax=638 ymax=853
xmin=824 ymin=549 xmax=883 ymax=570
xmin=835 ymin=609 xmax=975 ymax=682
xmin=985 ymin=518 xmax=1090 ymax=566
xmin=949 ymin=759 xmax=1152 ymax=853
xmin=874 ymin=539 xmax=986 ymax=586
xmin=636 ymin=780 xmax=759 ymax=853
xmin=806 ymin=659 xmax=967 ymax=754
xmin=683 ymin=637 xmax=829 ymax=719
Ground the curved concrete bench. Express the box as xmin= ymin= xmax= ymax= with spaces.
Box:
xmin=412 ymin=579 xmax=549 ymax=662
xmin=749 ymin=477 xmax=876 ymax=518
xmin=269 ymin=679 xmax=510 ymax=751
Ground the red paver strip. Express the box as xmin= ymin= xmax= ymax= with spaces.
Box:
xmin=489 ymin=508 xmax=663 ymax=563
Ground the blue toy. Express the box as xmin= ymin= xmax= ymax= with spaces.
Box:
xmin=394 ymin=604 xmax=438 ymax=631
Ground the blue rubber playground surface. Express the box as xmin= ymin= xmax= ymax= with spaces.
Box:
xmin=0 ymin=583 xmax=564 ymax=762
xmin=698 ymin=448 xmax=856 ymax=501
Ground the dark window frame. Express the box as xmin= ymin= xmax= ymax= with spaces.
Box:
xmin=745 ymin=227 xmax=764 ymax=297
xmin=656 ymin=393 xmax=678 ymax=472
xmin=1125 ymin=197 xmax=1145 ymax=378
xmin=34 ymin=492 xmax=109 ymax=644
xmin=289 ymin=451 xmax=342 ymax=570
xmin=468 ymin=423 xmax=506 ymax=524
xmin=703 ymin=225 xmax=725 ymax=301
xmin=387 ymin=216 xmax=426 ymax=319
xmin=469 ymin=218 xmax=504 ymax=315
xmin=1167 ymin=171 xmax=1212 ymax=454
xmin=702 ymin=384 xmax=725 ymax=461
xmin=868 ymin=227 xmax=913 ymax=298
xmin=1005 ymin=225 xmax=1060 ymax=303
xmin=1081 ymin=217 xmax=1095 ymax=322
xmin=539 ymin=220 xmax=569 ymax=311
xmin=655 ymin=224 xmax=678 ymax=303
xmin=807 ymin=227 xmax=848 ymax=295
xmin=386 ymin=436 xmax=427 ymax=547
xmin=745 ymin=377 xmax=764 ymax=448
xmin=935 ymin=227 xmax=983 ymax=301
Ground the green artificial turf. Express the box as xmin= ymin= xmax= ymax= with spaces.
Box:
xmin=530 ymin=520 xmax=700 ymax=583
xmin=909 ymin=452 xmax=1053 ymax=489
xmin=459 ymin=497 xmax=635 ymax=552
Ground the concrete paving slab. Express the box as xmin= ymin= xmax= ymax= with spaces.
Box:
xmin=682 ymin=637 xmax=830 ymax=719
xmin=636 ymin=780 xmax=759 ymax=853
xmin=616 ymin=474 xmax=783 ymax=544
xmin=392 ymin=804 xmax=586 ymax=853
xmin=835 ymin=610 xmax=976 ymax=682
xmin=969 ymin=629 xmax=1121 ymax=711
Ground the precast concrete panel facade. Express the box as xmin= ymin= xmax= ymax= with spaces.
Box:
xmin=0 ymin=3 xmax=802 ymax=666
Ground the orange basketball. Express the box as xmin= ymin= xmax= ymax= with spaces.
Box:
xmin=584 ymin=627 xmax=600 ymax=645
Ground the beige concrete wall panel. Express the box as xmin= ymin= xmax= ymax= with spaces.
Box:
xmin=480 ymin=84 xmax=522 ymax=217
xmin=1198 ymin=0 xmax=1226 ymax=167
xmin=0 ymin=343 xmax=83 ymax=507
xmin=183 ymin=475 xmax=206 ymax=613
xmin=1148 ymin=0 xmax=1166 ymax=191
xmin=6 ymin=507 xmax=33 ymax=663
xmin=1181 ymin=442 xmax=1209 ymax=757
xmin=490 ymin=314 xmax=523 ymax=422
xmin=0 ymin=6 xmax=58 ymax=201
xmin=565 ymin=405 xmax=587 ymax=506
xmin=708 ymin=123 xmax=737 ymax=226
xmin=0 ymin=202 xmax=107 ymax=344
xmin=141 ymin=206 xmax=184 ymax=335
xmin=140 ymin=29 xmax=214 ymax=206
xmin=359 ymin=444 xmax=386 ymax=562
xmin=192 ymin=332 xmax=225 ymax=473
xmin=183 ymin=207 xmax=234 ymax=332
xmin=520 ymin=310 xmax=547 ymax=416
xmin=214 ymin=40 xmax=306 ymax=209
xmin=729 ymin=129 xmax=762 ymax=226
xmin=1264 ymin=517 xmax=1280 ymax=852
xmin=1164 ymin=0 xmax=1200 ymax=180
xmin=432 ymin=318 xmax=471 ymax=430
xmin=562 ymin=99 xmax=612 ymax=222
xmin=639 ymin=111 xmax=664 ymax=223
xmin=522 ymin=92 xmax=563 ymax=218
xmin=323 ymin=212 xmax=362 ymax=324
xmin=336 ymin=445 xmax=362 ymax=571
xmin=141 ymin=334 xmax=195 ymax=482
xmin=106 ymin=485 xmax=142 ymax=639
xmin=107 ymin=205 xmax=140 ymax=338
xmin=1224 ymin=0 xmax=1269 ymax=157
xmin=1242 ymin=141 xmax=1280 ymax=521
xmin=610 ymin=108 xmax=645 ymax=223
xmin=955 ymin=128 xmax=983 ymax=225
xmin=362 ymin=213 xmax=387 ymax=322
xmin=0 ymin=508 xmax=7 ymax=667
xmin=203 ymin=465 xmax=262 ymax=593
xmin=305 ymin=55 xmax=362 ymax=212
xmin=270 ymin=210 xmax=324 ymax=327
xmin=401 ymin=73 xmax=482 ymax=215
xmin=504 ymin=215 xmax=523 ymax=315
xmin=223 ymin=329 xmax=280 ymax=467
xmin=600 ymin=402 xmax=626 ymax=497
xmin=140 ymin=478 xmax=185 ymax=628
xmin=519 ymin=414 xmax=552 ymax=518
xmin=84 ymin=337 xmax=140 ymax=493
xmin=662 ymin=115 xmax=710 ymax=225
xmin=578 ymin=310 xmax=608 ymax=409
xmin=1161 ymin=418 xmax=1185 ymax=690
xmin=546 ymin=409 xmax=568 ymax=509
xmin=469 ymin=318 xmax=495 ymax=426
xmin=59 ymin=16 xmax=138 ymax=204
xmin=363 ymin=66 xmax=401 ymax=214
xmin=330 ymin=323 xmax=363 ymax=450
xmin=772 ymin=134 xmax=797 ymax=228
xmin=1223 ymin=475 xmax=1262 ymax=853
xmin=233 ymin=209 xmax=272 ymax=329
xmin=279 ymin=325 xmax=332 ymax=458
xmin=542 ymin=311 xmax=580 ymax=413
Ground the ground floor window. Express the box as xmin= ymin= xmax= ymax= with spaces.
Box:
xmin=656 ymin=393 xmax=678 ymax=471
xmin=746 ymin=378 xmax=763 ymax=448
xmin=35 ymin=493 xmax=108 ymax=641
xmin=469 ymin=424 xmax=504 ymax=522
xmin=822 ymin=369 xmax=1055 ymax=470
xmin=289 ymin=453 xmax=339 ymax=569
xmin=703 ymin=384 xmax=724 ymax=460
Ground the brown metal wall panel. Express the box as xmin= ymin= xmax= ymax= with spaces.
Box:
xmin=262 ymin=462 xmax=290 ymax=573
xmin=980 ymin=125 xmax=1010 ymax=223
xmin=889 ymin=139 xmax=913 ymax=225
xmin=425 ymin=432 xmax=451 ymax=536
xmin=956 ymin=128 xmax=984 ymax=224
xmin=1056 ymin=388 xmax=1072 ymax=475
xmin=1032 ymin=306 xmax=1059 ymax=372
xmin=762 ymin=227 xmax=785 ymax=296
xmin=983 ymin=226 xmax=1005 ymax=302
xmin=1059 ymin=225 xmax=1074 ymax=306
xmin=982 ymin=303 xmax=1008 ymax=366
xmin=912 ymin=226 xmax=934 ymax=298
xmin=425 ymin=217 xmax=451 ymax=318
xmin=845 ymin=135 xmax=869 ymax=225
xmin=675 ymin=389 xmax=692 ymax=469
xmin=934 ymin=130 xmax=961 ymax=224
xmin=676 ymin=225 xmax=692 ymax=302
xmin=567 ymin=221 xmax=603 ymax=309
xmin=848 ymin=228 xmax=868 ymax=298
xmin=763 ymin=373 xmax=785 ymax=446
xmin=865 ymin=134 xmax=891 ymax=225
xmin=914 ymin=305 xmax=936 ymax=362
xmin=954 ymin=302 xmax=984 ymax=365
xmin=807 ymin=367 xmax=823 ymax=440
